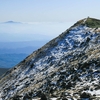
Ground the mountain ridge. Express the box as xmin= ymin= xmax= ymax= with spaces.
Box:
xmin=0 ymin=18 xmax=100 ymax=100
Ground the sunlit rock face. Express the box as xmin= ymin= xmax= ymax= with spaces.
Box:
xmin=0 ymin=17 xmax=100 ymax=100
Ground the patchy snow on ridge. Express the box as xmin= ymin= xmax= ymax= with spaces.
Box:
xmin=0 ymin=18 xmax=100 ymax=100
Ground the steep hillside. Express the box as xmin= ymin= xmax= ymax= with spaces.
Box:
xmin=0 ymin=17 xmax=100 ymax=100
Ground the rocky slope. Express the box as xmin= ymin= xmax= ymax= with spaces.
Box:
xmin=0 ymin=17 xmax=100 ymax=100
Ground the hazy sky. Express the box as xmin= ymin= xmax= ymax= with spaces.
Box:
xmin=0 ymin=0 xmax=100 ymax=42
xmin=0 ymin=0 xmax=100 ymax=22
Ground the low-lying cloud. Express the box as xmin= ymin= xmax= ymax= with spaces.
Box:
xmin=0 ymin=21 xmax=73 ymax=42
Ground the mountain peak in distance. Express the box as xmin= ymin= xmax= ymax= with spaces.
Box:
xmin=0 ymin=17 xmax=100 ymax=100
xmin=4 ymin=20 xmax=21 ymax=24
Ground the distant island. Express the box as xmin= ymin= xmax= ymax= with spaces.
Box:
xmin=4 ymin=21 xmax=21 ymax=24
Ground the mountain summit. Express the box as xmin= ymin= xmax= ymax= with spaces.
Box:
xmin=0 ymin=18 xmax=100 ymax=100
xmin=74 ymin=17 xmax=100 ymax=28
